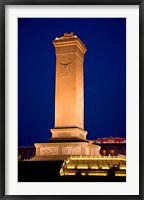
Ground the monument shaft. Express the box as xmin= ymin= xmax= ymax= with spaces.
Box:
xmin=51 ymin=33 xmax=87 ymax=140
xmin=53 ymin=33 xmax=86 ymax=129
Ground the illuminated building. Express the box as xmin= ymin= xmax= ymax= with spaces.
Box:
xmin=95 ymin=137 xmax=126 ymax=156
xmin=60 ymin=155 xmax=126 ymax=177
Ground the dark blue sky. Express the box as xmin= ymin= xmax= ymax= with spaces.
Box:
xmin=18 ymin=18 xmax=126 ymax=146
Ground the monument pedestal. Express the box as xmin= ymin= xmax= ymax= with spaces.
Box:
xmin=33 ymin=140 xmax=100 ymax=161
xmin=33 ymin=127 xmax=100 ymax=161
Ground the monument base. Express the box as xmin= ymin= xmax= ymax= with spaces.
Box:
xmin=33 ymin=141 xmax=101 ymax=161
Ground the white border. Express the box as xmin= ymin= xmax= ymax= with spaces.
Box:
xmin=5 ymin=5 xmax=139 ymax=195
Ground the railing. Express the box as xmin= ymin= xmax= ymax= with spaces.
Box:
xmin=68 ymin=154 xmax=126 ymax=161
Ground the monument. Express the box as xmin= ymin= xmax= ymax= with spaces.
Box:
xmin=33 ymin=33 xmax=100 ymax=161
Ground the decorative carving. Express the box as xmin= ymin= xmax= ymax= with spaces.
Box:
xmin=59 ymin=62 xmax=71 ymax=77
xmin=73 ymin=147 xmax=81 ymax=155
xmin=62 ymin=147 xmax=72 ymax=155
xmin=40 ymin=147 xmax=58 ymax=155
xmin=60 ymin=62 xmax=71 ymax=68
xmin=62 ymin=147 xmax=81 ymax=155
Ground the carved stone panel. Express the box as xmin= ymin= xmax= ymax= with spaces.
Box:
xmin=72 ymin=147 xmax=81 ymax=155
xmin=40 ymin=147 xmax=58 ymax=155
xmin=59 ymin=62 xmax=71 ymax=77
xmin=62 ymin=147 xmax=81 ymax=155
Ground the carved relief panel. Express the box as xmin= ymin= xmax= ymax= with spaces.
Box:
xmin=59 ymin=62 xmax=72 ymax=77
xmin=57 ymin=55 xmax=73 ymax=78
xmin=62 ymin=147 xmax=81 ymax=155
xmin=40 ymin=147 xmax=58 ymax=155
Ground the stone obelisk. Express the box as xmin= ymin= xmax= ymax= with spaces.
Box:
xmin=50 ymin=32 xmax=87 ymax=140
xmin=34 ymin=33 xmax=100 ymax=161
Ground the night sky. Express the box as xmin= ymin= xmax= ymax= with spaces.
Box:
xmin=18 ymin=18 xmax=126 ymax=146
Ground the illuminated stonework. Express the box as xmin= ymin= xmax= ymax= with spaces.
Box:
xmin=50 ymin=128 xmax=87 ymax=140
xmin=40 ymin=147 xmax=59 ymax=155
xmin=33 ymin=142 xmax=100 ymax=161
xmin=33 ymin=33 xmax=100 ymax=161
xmin=52 ymin=32 xmax=86 ymax=132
